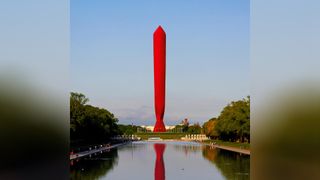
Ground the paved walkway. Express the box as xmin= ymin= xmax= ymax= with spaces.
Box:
xmin=70 ymin=142 xmax=129 ymax=160
xmin=207 ymin=144 xmax=250 ymax=155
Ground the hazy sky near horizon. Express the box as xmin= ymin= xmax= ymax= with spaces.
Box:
xmin=71 ymin=0 xmax=249 ymax=125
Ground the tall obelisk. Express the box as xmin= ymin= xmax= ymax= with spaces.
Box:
xmin=153 ymin=26 xmax=166 ymax=132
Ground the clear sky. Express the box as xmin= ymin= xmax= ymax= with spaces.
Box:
xmin=71 ymin=0 xmax=249 ymax=125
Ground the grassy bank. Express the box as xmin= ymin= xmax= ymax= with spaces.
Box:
xmin=204 ymin=139 xmax=250 ymax=149
xmin=136 ymin=132 xmax=186 ymax=140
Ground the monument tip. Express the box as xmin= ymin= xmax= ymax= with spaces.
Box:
xmin=155 ymin=25 xmax=165 ymax=34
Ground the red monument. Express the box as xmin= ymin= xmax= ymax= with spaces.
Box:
xmin=153 ymin=26 xmax=166 ymax=132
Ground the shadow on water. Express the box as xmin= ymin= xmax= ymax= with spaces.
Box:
xmin=202 ymin=146 xmax=250 ymax=180
xmin=70 ymin=148 xmax=119 ymax=180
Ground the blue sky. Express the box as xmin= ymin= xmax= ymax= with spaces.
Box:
xmin=71 ymin=0 xmax=249 ymax=125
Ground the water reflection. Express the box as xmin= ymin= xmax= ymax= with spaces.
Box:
xmin=202 ymin=146 xmax=250 ymax=179
xmin=70 ymin=148 xmax=119 ymax=180
xmin=70 ymin=142 xmax=250 ymax=180
xmin=154 ymin=144 xmax=166 ymax=180
xmin=172 ymin=143 xmax=201 ymax=156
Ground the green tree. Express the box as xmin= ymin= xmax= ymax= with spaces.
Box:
xmin=215 ymin=96 xmax=250 ymax=142
xmin=187 ymin=123 xmax=202 ymax=134
xmin=203 ymin=96 xmax=250 ymax=142
xmin=70 ymin=92 xmax=120 ymax=144
xmin=70 ymin=92 xmax=89 ymax=138
xmin=118 ymin=124 xmax=139 ymax=135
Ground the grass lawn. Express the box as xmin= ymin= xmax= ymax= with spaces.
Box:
xmin=136 ymin=132 xmax=186 ymax=140
xmin=135 ymin=133 xmax=250 ymax=150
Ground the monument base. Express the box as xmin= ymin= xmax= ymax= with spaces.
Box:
xmin=153 ymin=121 xmax=166 ymax=132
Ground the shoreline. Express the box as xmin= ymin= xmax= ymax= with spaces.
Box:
xmin=144 ymin=139 xmax=251 ymax=155
xmin=70 ymin=141 xmax=130 ymax=160
xmin=142 ymin=139 xmax=250 ymax=155
xmin=70 ymin=140 xmax=250 ymax=160
xmin=204 ymin=143 xmax=250 ymax=155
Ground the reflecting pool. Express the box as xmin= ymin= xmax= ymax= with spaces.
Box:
xmin=70 ymin=141 xmax=250 ymax=180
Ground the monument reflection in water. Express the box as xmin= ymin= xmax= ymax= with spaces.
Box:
xmin=154 ymin=143 xmax=166 ymax=180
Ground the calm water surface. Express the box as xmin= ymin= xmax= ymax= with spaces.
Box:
xmin=70 ymin=141 xmax=249 ymax=180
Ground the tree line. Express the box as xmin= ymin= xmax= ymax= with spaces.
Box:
xmin=172 ymin=122 xmax=202 ymax=134
xmin=203 ymin=96 xmax=250 ymax=142
xmin=70 ymin=92 xmax=250 ymax=143
xmin=70 ymin=92 xmax=121 ymax=144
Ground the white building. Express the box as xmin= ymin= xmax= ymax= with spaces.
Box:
xmin=140 ymin=125 xmax=176 ymax=132
xmin=140 ymin=125 xmax=155 ymax=132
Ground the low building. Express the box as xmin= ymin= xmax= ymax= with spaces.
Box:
xmin=140 ymin=125 xmax=154 ymax=132
xmin=139 ymin=125 xmax=176 ymax=132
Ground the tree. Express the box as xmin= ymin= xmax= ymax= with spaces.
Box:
xmin=215 ymin=96 xmax=250 ymax=142
xmin=172 ymin=118 xmax=190 ymax=133
xmin=181 ymin=118 xmax=189 ymax=126
xmin=187 ymin=123 xmax=202 ymax=134
xmin=70 ymin=92 xmax=121 ymax=144
xmin=203 ymin=96 xmax=250 ymax=142
xmin=118 ymin=124 xmax=139 ymax=135
xmin=172 ymin=124 xmax=189 ymax=133
xmin=70 ymin=92 xmax=89 ymax=138
xmin=203 ymin=118 xmax=219 ymax=138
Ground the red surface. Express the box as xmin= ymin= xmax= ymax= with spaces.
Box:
xmin=153 ymin=26 xmax=166 ymax=132
xmin=154 ymin=144 xmax=166 ymax=180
